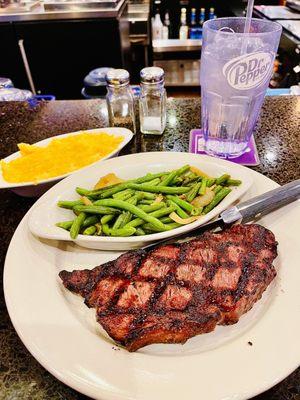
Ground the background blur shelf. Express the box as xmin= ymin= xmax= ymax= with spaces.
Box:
xmin=152 ymin=39 xmax=202 ymax=53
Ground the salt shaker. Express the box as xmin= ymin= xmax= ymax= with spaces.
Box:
xmin=139 ymin=67 xmax=167 ymax=135
xmin=106 ymin=69 xmax=136 ymax=133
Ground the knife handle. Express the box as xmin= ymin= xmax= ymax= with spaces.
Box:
xmin=235 ymin=179 xmax=300 ymax=222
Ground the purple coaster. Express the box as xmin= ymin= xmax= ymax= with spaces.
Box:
xmin=189 ymin=129 xmax=260 ymax=166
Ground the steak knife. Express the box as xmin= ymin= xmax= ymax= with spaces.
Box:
xmin=144 ymin=179 xmax=300 ymax=249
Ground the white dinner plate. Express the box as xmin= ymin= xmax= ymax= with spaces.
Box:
xmin=4 ymin=161 xmax=300 ymax=400
xmin=27 ymin=152 xmax=253 ymax=250
xmin=0 ymin=127 xmax=133 ymax=197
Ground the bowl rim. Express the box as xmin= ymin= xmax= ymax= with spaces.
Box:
xmin=0 ymin=127 xmax=133 ymax=189
xmin=27 ymin=151 xmax=254 ymax=246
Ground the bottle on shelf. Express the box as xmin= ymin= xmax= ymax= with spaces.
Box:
xmin=179 ymin=7 xmax=189 ymax=40
xmin=162 ymin=11 xmax=170 ymax=39
xmin=152 ymin=9 xmax=163 ymax=40
xmin=209 ymin=7 xmax=215 ymax=20
xmin=189 ymin=8 xmax=198 ymax=39
xmin=199 ymin=7 xmax=206 ymax=39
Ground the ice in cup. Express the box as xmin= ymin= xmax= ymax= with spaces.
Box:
xmin=200 ymin=18 xmax=282 ymax=158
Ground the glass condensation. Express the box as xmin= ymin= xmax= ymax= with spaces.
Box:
xmin=139 ymin=82 xmax=166 ymax=135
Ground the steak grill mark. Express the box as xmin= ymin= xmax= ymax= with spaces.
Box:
xmin=59 ymin=224 xmax=278 ymax=351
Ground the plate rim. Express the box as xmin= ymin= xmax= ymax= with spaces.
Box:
xmin=3 ymin=160 xmax=300 ymax=400
xmin=0 ymin=127 xmax=133 ymax=189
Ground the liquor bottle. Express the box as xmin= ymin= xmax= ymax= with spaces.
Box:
xmin=152 ymin=9 xmax=163 ymax=40
xmin=162 ymin=11 xmax=170 ymax=39
xmin=209 ymin=7 xmax=215 ymax=20
xmin=189 ymin=8 xmax=198 ymax=39
xmin=199 ymin=7 xmax=205 ymax=39
xmin=179 ymin=8 xmax=189 ymax=40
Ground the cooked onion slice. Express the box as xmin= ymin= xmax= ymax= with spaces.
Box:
xmin=81 ymin=196 xmax=93 ymax=205
xmin=191 ymin=189 xmax=214 ymax=208
xmin=169 ymin=212 xmax=201 ymax=225
xmin=152 ymin=194 xmax=164 ymax=204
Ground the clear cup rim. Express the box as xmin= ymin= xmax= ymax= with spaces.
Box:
xmin=203 ymin=17 xmax=282 ymax=36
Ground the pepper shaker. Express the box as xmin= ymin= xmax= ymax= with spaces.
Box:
xmin=139 ymin=67 xmax=167 ymax=135
xmin=106 ymin=69 xmax=136 ymax=134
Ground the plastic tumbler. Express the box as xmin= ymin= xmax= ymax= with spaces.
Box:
xmin=200 ymin=17 xmax=282 ymax=158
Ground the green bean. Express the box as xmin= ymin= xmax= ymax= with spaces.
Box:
xmin=57 ymin=200 xmax=83 ymax=209
xmin=207 ymin=178 xmax=216 ymax=187
xmin=135 ymin=172 xmax=167 ymax=184
xmin=99 ymin=182 xmax=135 ymax=199
xmin=160 ymin=170 xmax=178 ymax=186
xmin=171 ymin=176 xmax=183 ymax=186
xmin=142 ymin=222 xmax=181 ymax=232
xmin=213 ymin=185 xmax=223 ymax=194
xmin=160 ymin=165 xmax=190 ymax=186
xmin=139 ymin=192 xmax=156 ymax=200
xmin=146 ymin=177 xmax=161 ymax=186
xmin=203 ymin=188 xmax=232 ymax=214
xmin=191 ymin=207 xmax=203 ymax=216
xmin=183 ymin=172 xmax=199 ymax=185
xmin=74 ymin=205 xmax=121 ymax=215
xmin=110 ymin=227 xmax=136 ymax=236
xmin=127 ymin=183 xmax=190 ymax=194
xmin=216 ymin=174 xmax=230 ymax=185
xmin=125 ymin=205 xmax=175 ymax=228
xmin=82 ymin=226 xmax=97 ymax=235
xmin=82 ymin=172 xmax=167 ymax=198
xmin=101 ymin=214 xmax=114 ymax=224
xmin=102 ymin=224 xmax=136 ymax=237
xmin=135 ymin=227 xmax=146 ymax=236
xmin=138 ymin=199 xmax=153 ymax=205
xmin=102 ymin=224 xmax=110 ymax=236
xmin=113 ymin=214 xmax=126 ymax=230
xmin=166 ymin=199 xmax=189 ymax=219
xmin=119 ymin=211 xmax=132 ymax=228
xmin=186 ymin=178 xmax=201 ymax=186
xmin=138 ymin=203 xmax=165 ymax=213
xmin=82 ymin=215 xmax=99 ymax=228
xmin=159 ymin=216 xmax=173 ymax=223
xmin=56 ymin=220 xmax=73 ymax=230
xmin=113 ymin=189 xmax=135 ymax=200
xmin=76 ymin=187 xmax=93 ymax=197
xmin=226 ymin=179 xmax=242 ymax=186
xmin=186 ymin=182 xmax=202 ymax=203
xmin=90 ymin=199 xmax=166 ymax=231
xmin=199 ymin=177 xmax=207 ymax=195
xmin=166 ymin=195 xmax=193 ymax=213
xmin=70 ymin=212 xmax=86 ymax=239
xmin=126 ymin=192 xmax=144 ymax=205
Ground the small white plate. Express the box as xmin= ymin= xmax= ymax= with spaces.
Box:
xmin=4 ymin=168 xmax=300 ymax=400
xmin=0 ymin=127 xmax=133 ymax=197
xmin=28 ymin=152 xmax=253 ymax=250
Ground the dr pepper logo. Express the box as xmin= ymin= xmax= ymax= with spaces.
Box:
xmin=223 ymin=51 xmax=273 ymax=90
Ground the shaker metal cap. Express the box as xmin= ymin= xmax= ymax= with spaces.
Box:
xmin=140 ymin=67 xmax=165 ymax=84
xmin=106 ymin=69 xmax=130 ymax=86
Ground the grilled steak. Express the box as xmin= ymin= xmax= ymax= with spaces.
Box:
xmin=59 ymin=224 xmax=278 ymax=351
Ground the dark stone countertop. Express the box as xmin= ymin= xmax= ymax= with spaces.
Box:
xmin=0 ymin=98 xmax=299 ymax=400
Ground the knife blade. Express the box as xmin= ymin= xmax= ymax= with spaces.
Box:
xmin=143 ymin=178 xmax=300 ymax=250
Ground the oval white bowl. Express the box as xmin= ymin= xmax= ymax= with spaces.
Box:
xmin=0 ymin=127 xmax=133 ymax=197
xmin=28 ymin=152 xmax=253 ymax=250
